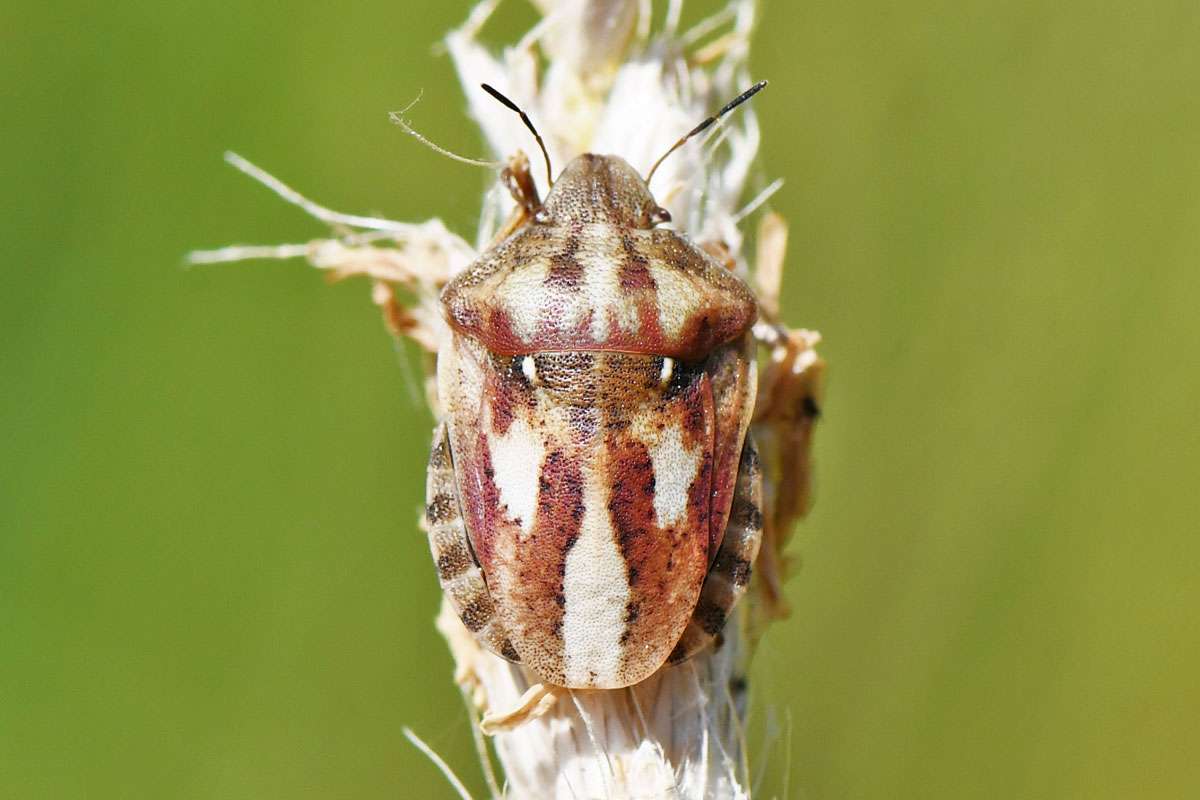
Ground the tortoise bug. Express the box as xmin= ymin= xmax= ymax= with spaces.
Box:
xmin=425 ymin=84 xmax=768 ymax=689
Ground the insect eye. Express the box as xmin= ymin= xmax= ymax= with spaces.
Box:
xmin=533 ymin=209 xmax=552 ymax=224
xmin=649 ymin=206 xmax=672 ymax=225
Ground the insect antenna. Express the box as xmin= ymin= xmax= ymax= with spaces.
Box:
xmin=480 ymin=83 xmax=554 ymax=188
xmin=645 ymin=80 xmax=768 ymax=186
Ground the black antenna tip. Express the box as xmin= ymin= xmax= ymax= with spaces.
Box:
xmin=689 ymin=80 xmax=770 ymax=137
xmin=719 ymin=80 xmax=768 ymax=114
xmin=744 ymin=80 xmax=768 ymax=102
xmin=479 ymin=83 xmax=555 ymax=189
xmin=646 ymin=80 xmax=770 ymax=185
xmin=480 ymin=83 xmax=519 ymax=112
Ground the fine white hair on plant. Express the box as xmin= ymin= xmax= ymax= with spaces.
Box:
xmin=389 ymin=93 xmax=505 ymax=168
xmin=403 ymin=726 xmax=476 ymax=800
xmin=194 ymin=1 xmax=825 ymax=797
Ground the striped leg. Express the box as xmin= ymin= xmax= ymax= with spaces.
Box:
xmin=668 ymin=432 xmax=764 ymax=663
xmin=425 ymin=423 xmax=520 ymax=663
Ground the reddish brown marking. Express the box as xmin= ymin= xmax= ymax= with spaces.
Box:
xmin=706 ymin=451 xmax=739 ymax=557
xmin=680 ymin=376 xmax=711 ymax=444
xmin=545 ymin=233 xmax=583 ymax=288
xmin=607 ymin=427 xmax=707 ymax=671
xmin=458 ymin=430 xmax=501 ymax=570
xmin=500 ymin=446 xmax=585 ymax=669
xmin=618 ymin=238 xmax=655 ymax=290
xmin=487 ymin=372 xmax=516 ymax=436
xmin=636 ymin=299 xmax=665 ymax=344
xmin=688 ymin=451 xmax=714 ymax=549
xmin=480 ymin=307 xmax=524 ymax=355
xmin=607 ymin=436 xmax=656 ymax=566
xmin=453 ymin=305 xmax=754 ymax=359
xmin=531 ymin=307 xmax=598 ymax=356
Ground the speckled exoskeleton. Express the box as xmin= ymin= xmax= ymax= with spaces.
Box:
xmin=424 ymin=87 xmax=767 ymax=689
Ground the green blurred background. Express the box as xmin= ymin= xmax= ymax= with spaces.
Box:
xmin=4 ymin=1 xmax=1199 ymax=797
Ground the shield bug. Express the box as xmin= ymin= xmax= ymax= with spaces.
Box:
xmin=425 ymin=83 xmax=768 ymax=689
